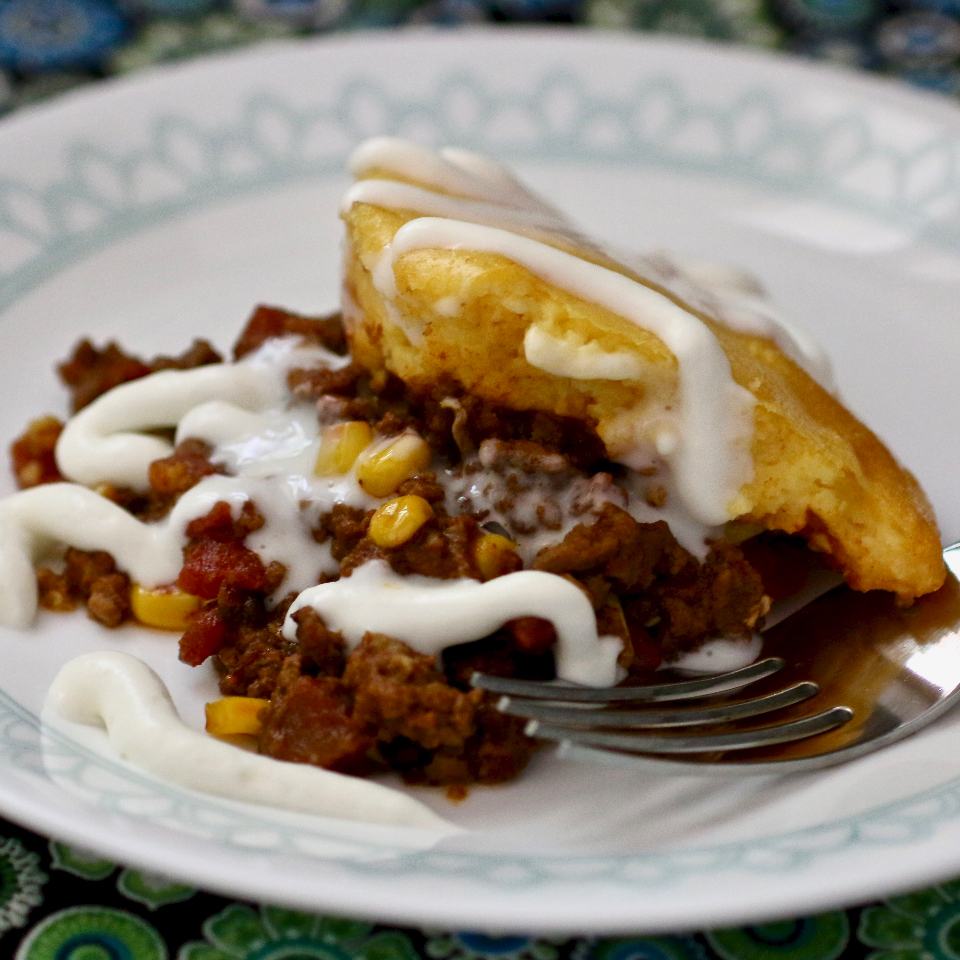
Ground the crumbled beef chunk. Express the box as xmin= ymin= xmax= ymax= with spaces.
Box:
xmin=233 ymin=305 xmax=348 ymax=359
xmin=344 ymin=633 xmax=482 ymax=750
xmin=86 ymin=572 xmax=132 ymax=628
xmin=92 ymin=484 xmax=152 ymax=517
xmin=10 ymin=416 xmax=64 ymax=488
xmin=382 ymin=703 xmax=535 ymax=786
xmin=291 ymin=606 xmax=346 ymax=676
xmin=338 ymin=541 xmax=390 ymax=580
xmin=258 ymin=658 xmax=376 ymax=774
xmin=214 ymin=618 xmax=291 ymax=696
xmin=58 ymin=338 xmax=221 ymax=413
xmin=444 ymin=395 xmax=607 ymax=469
xmin=316 ymin=504 xmax=369 ymax=561
xmin=58 ymin=340 xmax=151 ymax=413
xmin=36 ymin=568 xmax=76 ymax=612
xmin=315 ymin=395 xmax=351 ymax=425
xmin=446 ymin=439 xmax=624 ymax=543
xmin=534 ymin=503 xmax=769 ymax=664
xmin=370 ymin=411 xmax=409 ymax=439
xmin=395 ymin=473 xmax=446 ymax=503
xmin=534 ymin=503 xmax=693 ymax=593
xmin=288 ymin=362 xmax=364 ymax=400
xmin=51 ymin=548 xmax=133 ymax=628
xmin=460 ymin=705 xmax=537 ymax=784
xmin=339 ymin=514 xmax=483 ymax=581
xmin=185 ymin=499 xmax=265 ymax=541
xmin=64 ymin=548 xmax=118 ymax=598
xmin=34 ymin=550 xmax=132 ymax=626
xmin=633 ymin=542 xmax=770 ymax=656
xmin=149 ymin=339 xmax=221 ymax=372
xmin=147 ymin=438 xmax=220 ymax=509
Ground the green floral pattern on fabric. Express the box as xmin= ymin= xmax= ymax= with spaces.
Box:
xmin=179 ymin=905 xmax=421 ymax=960
xmin=859 ymin=880 xmax=960 ymax=960
xmin=48 ymin=842 xmax=116 ymax=882
xmin=15 ymin=905 xmax=168 ymax=960
xmin=116 ymin=870 xmax=196 ymax=912
xmin=48 ymin=841 xmax=195 ymax=911
xmin=21 ymin=829 xmax=960 ymax=960
xmin=0 ymin=837 xmax=46 ymax=938
xmin=705 ymin=913 xmax=849 ymax=960
xmin=427 ymin=933 xmax=565 ymax=960
xmin=575 ymin=936 xmax=707 ymax=960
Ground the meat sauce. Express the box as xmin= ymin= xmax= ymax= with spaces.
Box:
xmin=11 ymin=304 xmax=786 ymax=789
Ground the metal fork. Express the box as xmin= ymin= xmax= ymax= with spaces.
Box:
xmin=470 ymin=542 xmax=960 ymax=775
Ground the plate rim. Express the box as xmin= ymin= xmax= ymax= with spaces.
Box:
xmin=3 ymin=26 xmax=960 ymax=933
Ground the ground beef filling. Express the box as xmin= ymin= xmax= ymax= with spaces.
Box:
xmin=12 ymin=303 xmax=795 ymax=788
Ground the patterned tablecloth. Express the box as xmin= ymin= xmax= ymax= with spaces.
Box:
xmin=0 ymin=2 xmax=959 ymax=959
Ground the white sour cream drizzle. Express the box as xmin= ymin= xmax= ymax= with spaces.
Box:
xmin=283 ymin=560 xmax=623 ymax=688
xmin=622 ymin=250 xmax=836 ymax=391
xmin=46 ymin=651 xmax=456 ymax=831
xmin=55 ymin=338 xmax=346 ymax=491
xmin=0 ymin=338 xmax=374 ymax=627
xmin=522 ymin=325 xmax=645 ymax=382
xmin=349 ymin=138 xmax=559 ymax=215
xmin=0 ymin=474 xmax=340 ymax=630
xmin=666 ymin=633 xmax=764 ymax=675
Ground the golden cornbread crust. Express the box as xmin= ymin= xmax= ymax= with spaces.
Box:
xmin=341 ymin=199 xmax=945 ymax=603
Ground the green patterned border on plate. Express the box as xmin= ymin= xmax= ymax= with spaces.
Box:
xmin=5 ymin=685 xmax=960 ymax=887
xmin=3 ymin=66 xmax=960 ymax=315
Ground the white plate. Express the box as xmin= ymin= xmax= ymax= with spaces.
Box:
xmin=3 ymin=28 xmax=960 ymax=936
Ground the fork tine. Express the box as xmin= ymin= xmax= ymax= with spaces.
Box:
xmin=498 ymin=681 xmax=820 ymax=729
xmin=527 ymin=706 xmax=854 ymax=754
xmin=470 ymin=657 xmax=785 ymax=703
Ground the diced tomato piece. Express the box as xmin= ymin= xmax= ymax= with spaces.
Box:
xmin=179 ymin=608 xmax=227 ymax=666
xmin=177 ymin=540 xmax=268 ymax=600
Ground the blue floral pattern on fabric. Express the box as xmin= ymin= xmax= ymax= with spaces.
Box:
xmin=0 ymin=0 xmax=129 ymax=72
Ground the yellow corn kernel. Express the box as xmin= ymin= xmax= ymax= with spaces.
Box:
xmin=314 ymin=421 xmax=374 ymax=476
xmin=205 ymin=697 xmax=269 ymax=738
xmin=368 ymin=495 xmax=434 ymax=548
xmin=355 ymin=432 xmax=432 ymax=498
xmin=474 ymin=532 xmax=520 ymax=580
xmin=130 ymin=584 xmax=201 ymax=631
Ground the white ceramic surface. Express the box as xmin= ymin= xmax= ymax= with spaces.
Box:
xmin=2 ymin=29 xmax=960 ymax=935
